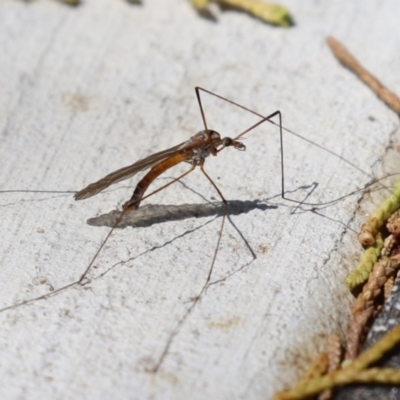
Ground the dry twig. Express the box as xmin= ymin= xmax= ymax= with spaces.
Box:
xmin=318 ymin=334 xmax=342 ymax=400
xmin=273 ymin=326 xmax=400 ymax=400
xmin=384 ymin=275 xmax=395 ymax=299
xmin=345 ymin=307 xmax=374 ymax=360
xmin=326 ymin=36 xmax=400 ymax=115
xmin=299 ymin=353 xmax=329 ymax=382
xmin=352 ymin=257 xmax=392 ymax=315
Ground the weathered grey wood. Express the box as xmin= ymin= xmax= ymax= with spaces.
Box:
xmin=0 ymin=1 xmax=400 ymax=399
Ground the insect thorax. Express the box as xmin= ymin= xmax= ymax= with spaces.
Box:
xmin=189 ymin=130 xmax=222 ymax=164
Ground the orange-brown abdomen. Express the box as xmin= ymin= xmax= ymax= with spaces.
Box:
xmin=122 ymin=150 xmax=191 ymax=210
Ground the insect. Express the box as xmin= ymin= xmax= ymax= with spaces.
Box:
xmin=0 ymin=87 xmax=390 ymax=378
xmin=67 ymin=87 xmax=286 ymax=369
xmin=73 ymin=87 xmax=279 ymax=211
xmin=74 ymin=86 xmax=368 ymax=214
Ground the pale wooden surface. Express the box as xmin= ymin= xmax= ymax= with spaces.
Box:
xmin=0 ymin=1 xmax=400 ymax=399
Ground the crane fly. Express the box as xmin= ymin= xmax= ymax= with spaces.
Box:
xmin=74 ymin=87 xmax=281 ymax=213
xmin=0 ymin=86 xmax=382 ymax=372
xmin=74 ymin=129 xmax=246 ymax=210
xmin=70 ymin=87 xmax=285 ymax=371
xmin=70 ymin=86 xmax=379 ymax=371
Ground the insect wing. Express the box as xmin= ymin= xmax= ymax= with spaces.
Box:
xmin=74 ymin=140 xmax=192 ymax=200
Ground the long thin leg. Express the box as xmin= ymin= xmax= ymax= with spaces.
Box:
xmin=195 ymin=86 xmax=377 ymax=206
xmin=152 ymin=163 xmax=229 ymax=372
xmin=0 ymin=207 xmax=127 ymax=313
xmin=195 ymin=87 xmax=217 ymax=156
xmin=0 ymin=166 xmax=198 ymax=313
xmin=199 ymin=164 xmax=228 ymax=287
xmin=195 ymin=87 xmax=290 ymax=202
xmin=214 ymin=108 xmax=285 ymax=200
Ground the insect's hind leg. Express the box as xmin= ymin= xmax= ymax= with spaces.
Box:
xmin=199 ymin=164 xmax=228 ymax=288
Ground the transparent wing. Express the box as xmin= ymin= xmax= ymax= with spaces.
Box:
xmin=75 ymin=140 xmax=192 ymax=200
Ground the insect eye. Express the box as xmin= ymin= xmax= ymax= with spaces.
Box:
xmin=223 ymin=137 xmax=232 ymax=147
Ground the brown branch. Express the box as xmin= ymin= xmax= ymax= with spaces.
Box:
xmin=318 ymin=334 xmax=342 ymax=400
xmin=326 ymin=36 xmax=400 ymax=115
xmin=345 ymin=307 xmax=374 ymax=360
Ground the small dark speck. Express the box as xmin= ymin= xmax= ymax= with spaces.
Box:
xmin=368 ymin=115 xmax=376 ymax=121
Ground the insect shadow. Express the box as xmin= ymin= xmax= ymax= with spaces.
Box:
xmin=87 ymin=199 xmax=277 ymax=229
